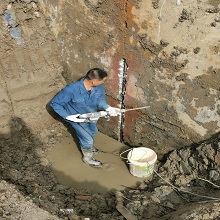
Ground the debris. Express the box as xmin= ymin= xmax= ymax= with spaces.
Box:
xmin=150 ymin=195 xmax=161 ymax=203
xmin=176 ymin=0 xmax=181 ymax=6
xmin=179 ymin=9 xmax=190 ymax=22
xmin=209 ymin=170 xmax=219 ymax=181
xmin=3 ymin=10 xmax=16 ymax=27
xmin=59 ymin=209 xmax=74 ymax=215
xmin=10 ymin=27 xmax=21 ymax=39
xmin=160 ymin=39 xmax=169 ymax=47
xmin=115 ymin=191 xmax=138 ymax=220
xmin=193 ymin=47 xmax=200 ymax=54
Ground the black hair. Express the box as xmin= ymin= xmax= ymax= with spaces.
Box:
xmin=85 ymin=68 xmax=108 ymax=81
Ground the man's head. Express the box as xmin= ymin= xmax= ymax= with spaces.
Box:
xmin=85 ymin=68 xmax=107 ymax=86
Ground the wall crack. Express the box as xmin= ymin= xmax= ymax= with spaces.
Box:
xmin=117 ymin=58 xmax=128 ymax=142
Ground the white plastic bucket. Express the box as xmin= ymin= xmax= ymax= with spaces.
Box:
xmin=127 ymin=147 xmax=157 ymax=178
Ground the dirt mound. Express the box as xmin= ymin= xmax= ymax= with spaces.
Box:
xmin=118 ymin=133 xmax=220 ymax=220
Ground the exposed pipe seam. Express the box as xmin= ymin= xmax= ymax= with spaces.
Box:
xmin=117 ymin=58 xmax=128 ymax=142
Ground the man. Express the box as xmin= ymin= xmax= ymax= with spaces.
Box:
xmin=50 ymin=68 xmax=120 ymax=167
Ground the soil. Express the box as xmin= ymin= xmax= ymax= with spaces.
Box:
xmin=1 ymin=118 xmax=220 ymax=219
xmin=0 ymin=0 xmax=220 ymax=219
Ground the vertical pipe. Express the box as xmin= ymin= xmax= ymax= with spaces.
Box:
xmin=117 ymin=58 xmax=128 ymax=142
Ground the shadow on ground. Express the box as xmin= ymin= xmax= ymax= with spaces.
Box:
xmin=0 ymin=117 xmax=122 ymax=218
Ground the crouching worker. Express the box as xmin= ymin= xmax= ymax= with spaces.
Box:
xmin=50 ymin=68 xmax=120 ymax=167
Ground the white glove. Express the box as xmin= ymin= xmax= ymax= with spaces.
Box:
xmin=106 ymin=107 xmax=121 ymax=116
xmin=89 ymin=117 xmax=99 ymax=121
xmin=66 ymin=114 xmax=87 ymax=122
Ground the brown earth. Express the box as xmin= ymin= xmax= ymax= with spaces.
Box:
xmin=0 ymin=0 xmax=220 ymax=220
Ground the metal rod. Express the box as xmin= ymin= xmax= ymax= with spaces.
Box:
xmin=120 ymin=106 xmax=150 ymax=113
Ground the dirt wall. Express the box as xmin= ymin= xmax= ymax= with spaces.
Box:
xmin=0 ymin=2 xmax=220 ymax=219
xmin=0 ymin=0 xmax=219 ymax=153
xmin=37 ymin=0 xmax=220 ymax=153
xmin=0 ymin=0 xmax=65 ymax=135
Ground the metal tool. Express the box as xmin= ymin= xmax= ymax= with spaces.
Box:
xmin=78 ymin=106 xmax=150 ymax=120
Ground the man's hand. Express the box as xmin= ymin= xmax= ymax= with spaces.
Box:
xmin=89 ymin=117 xmax=99 ymax=122
xmin=106 ymin=107 xmax=121 ymax=116
xmin=66 ymin=114 xmax=87 ymax=122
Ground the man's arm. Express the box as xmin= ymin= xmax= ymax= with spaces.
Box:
xmin=50 ymin=87 xmax=72 ymax=119
xmin=97 ymin=85 xmax=110 ymax=110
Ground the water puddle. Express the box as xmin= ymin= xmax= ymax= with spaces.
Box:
xmin=47 ymin=131 xmax=151 ymax=193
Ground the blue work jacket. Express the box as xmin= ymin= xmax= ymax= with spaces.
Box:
xmin=50 ymin=78 xmax=110 ymax=119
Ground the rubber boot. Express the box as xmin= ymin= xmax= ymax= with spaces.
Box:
xmin=92 ymin=147 xmax=99 ymax=154
xmin=81 ymin=146 xmax=102 ymax=167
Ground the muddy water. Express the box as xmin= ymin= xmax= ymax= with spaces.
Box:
xmin=48 ymin=131 xmax=152 ymax=193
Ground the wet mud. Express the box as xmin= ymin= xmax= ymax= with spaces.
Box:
xmin=48 ymin=131 xmax=149 ymax=193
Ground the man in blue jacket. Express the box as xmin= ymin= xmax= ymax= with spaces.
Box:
xmin=50 ymin=68 xmax=120 ymax=167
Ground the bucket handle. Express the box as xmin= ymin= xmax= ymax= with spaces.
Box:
xmin=120 ymin=148 xmax=156 ymax=165
xmin=119 ymin=148 xmax=132 ymax=160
